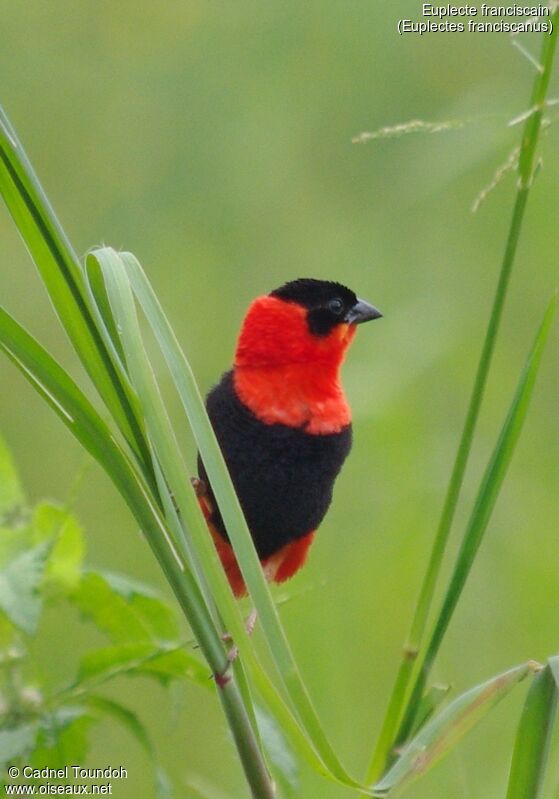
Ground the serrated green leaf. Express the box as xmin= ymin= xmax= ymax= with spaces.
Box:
xmin=75 ymin=570 xmax=183 ymax=647
xmin=74 ymin=642 xmax=208 ymax=689
xmin=98 ymin=571 xmax=179 ymax=643
xmin=139 ymin=647 xmax=209 ymax=686
xmin=0 ymin=542 xmax=50 ymax=633
xmin=75 ymin=572 xmax=154 ymax=644
xmin=77 ymin=641 xmax=160 ymax=683
xmin=0 ymin=722 xmax=39 ymax=768
xmin=373 ymin=661 xmax=538 ymax=797
xmin=0 ymin=433 xmax=25 ymax=522
xmin=33 ymin=503 xmax=84 ymax=594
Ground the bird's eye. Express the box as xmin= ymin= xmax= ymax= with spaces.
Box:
xmin=328 ymin=298 xmax=344 ymax=315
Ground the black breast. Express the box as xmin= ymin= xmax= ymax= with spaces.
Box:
xmin=198 ymin=371 xmax=352 ymax=559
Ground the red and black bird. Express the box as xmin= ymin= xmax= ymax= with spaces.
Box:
xmin=196 ymin=278 xmax=381 ymax=596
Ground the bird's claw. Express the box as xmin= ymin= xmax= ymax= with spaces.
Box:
xmin=220 ymin=608 xmax=258 ymax=643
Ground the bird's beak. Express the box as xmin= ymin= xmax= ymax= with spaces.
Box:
xmin=345 ymin=298 xmax=383 ymax=325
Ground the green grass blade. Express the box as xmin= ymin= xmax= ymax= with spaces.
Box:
xmin=0 ymin=105 xmax=152 ymax=480
xmin=86 ymin=247 xmax=369 ymax=789
xmin=0 ymin=305 xmax=137 ymax=485
xmin=83 ymin=248 xmax=283 ymax=797
xmin=106 ymin=248 xmax=364 ymax=786
xmin=85 ymin=249 xmax=237 ymax=626
xmin=0 ymin=303 xmax=276 ymax=795
xmin=506 ymin=659 xmax=559 ymax=799
xmin=373 ymin=661 xmax=539 ymax=797
xmin=0 ymin=305 xmax=228 ymax=673
xmin=395 ymin=296 xmax=556 ymax=746
xmin=87 ymin=249 xmax=328 ymax=781
xmin=366 ymin=10 xmax=559 ymax=781
xmin=409 ymin=684 xmax=450 ymax=737
xmin=0 ymin=304 xmax=272 ymax=799
xmin=2 ymin=111 xmax=284 ymax=799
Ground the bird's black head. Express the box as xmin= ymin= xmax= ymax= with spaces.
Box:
xmin=270 ymin=278 xmax=382 ymax=336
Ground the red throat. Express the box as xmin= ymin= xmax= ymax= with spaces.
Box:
xmin=233 ymin=295 xmax=355 ymax=434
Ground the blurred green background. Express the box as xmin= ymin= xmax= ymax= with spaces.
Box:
xmin=1 ymin=2 xmax=558 ymax=796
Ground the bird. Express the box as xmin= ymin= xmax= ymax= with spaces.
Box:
xmin=195 ymin=278 xmax=382 ymax=597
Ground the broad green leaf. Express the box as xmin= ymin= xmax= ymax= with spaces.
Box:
xmin=98 ymin=571 xmax=180 ymax=643
xmin=140 ymin=648 xmax=209 ymax=685
xmin=506 ymin=659 xmax=559 ymax=799
xmin=33 ymin=502 xmax=84 ymax=593
xmin=75 ymin=572 xmax=156 ymax=644
xmin=75 ymin=571 xmax=192 ymax=655
xmin=0 ymin=542 xmax=50 ymax=633
xmin=373 ymin=661 xmax=539 ymax=797
xmin=0 ymin=722 xmax=39 ymax=768
xmin=0 ymin=433 xmax=24 ymax=520
xmin=75 ymin=642 xmax=209 ymax=689
xmin=77 ymin=642 xmax=164 ymax=682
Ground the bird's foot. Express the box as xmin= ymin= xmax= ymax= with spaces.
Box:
xmin=213 ymin=609 xmax=258 ymax=685
xmin=190 ymin=476 xmax=206 ymax=497
xmin=221 ymin=608 xmax=258 ymax=643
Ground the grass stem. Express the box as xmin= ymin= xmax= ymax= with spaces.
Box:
xmin=367 ymin=9 xmax=559 ymax=783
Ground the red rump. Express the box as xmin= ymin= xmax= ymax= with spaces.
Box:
xmin=198 ymin=489 xmax=315 ymax=597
